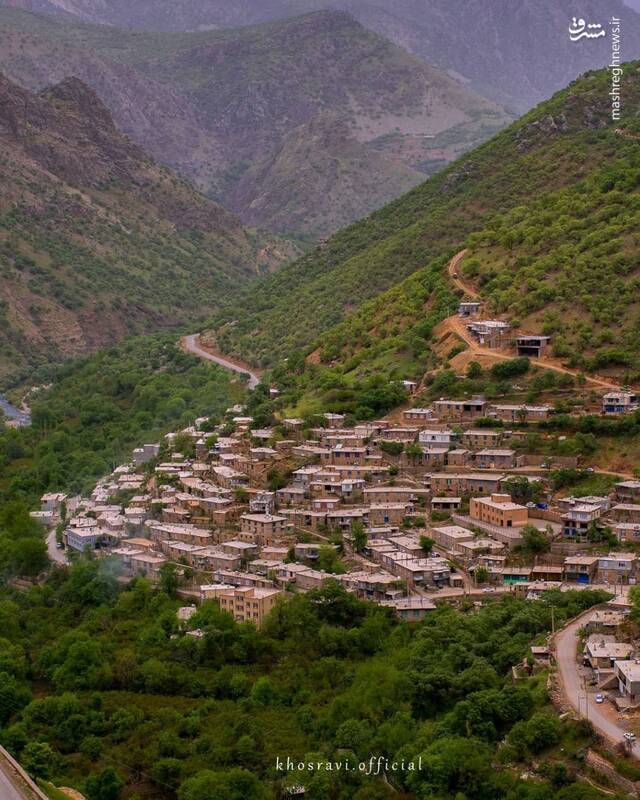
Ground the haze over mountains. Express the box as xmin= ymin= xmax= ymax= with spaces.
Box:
xmin=3 ymin=0 xmax=638 ymax=112
xmin=0 ymin=7 xmax=509 ymax=237
xmin=0 ymin=73 xmax=292 ymax=382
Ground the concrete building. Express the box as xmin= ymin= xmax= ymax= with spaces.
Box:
xmin=469 ymin=493 xmax=528 ymax=529
xmin=202 ymin=585 xmax=282 ymax=627
xmin=602 ymin=391 xmax=638 ymax=415
xmin=515 ymin=335 xmax=551 ymax=358
xmin=561 ymin=504 xmax=603 ymax=539
xmin=615 ymin=660 xmax=640 ymax=703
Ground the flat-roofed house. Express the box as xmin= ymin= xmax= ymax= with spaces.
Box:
xmin=432 ymin=397 xmax=487 ymax=420
xmin=603 ymin=391 xmax=638 ymax=415
xmin=614 ymin=522 xmax=640 ymax=544
xmin=615 ymin=660 xmax=640 ymax=702
xmin=206 ymin=586 xmax=282 ymax=627
xmin=584 ymin=609 xmax=627 ymax=635
xmin=380 ymin=596 xmax=437 ymax=621
xmin=458 ymin=301 xmax=482 ymax=318
xmin=466 ymin=320 xmax=510 ymax=348
xmin=515 ymin=335 xmax=551 ymax=358
xmin=431 ymin=496 xmax=462 ymax=512
xmin=489 ymin=403 xmax=553 ymax=422
xmin=429 ymin=473 xmax=504 ymax=497
xmin=597 ymin=553 xmax=637 ymax=584
xmin=561 ymin=504 xmax=603 ymax=540
xmin=432 ymin=525 xmax=474 ymax=551
xmin=563 ymin=555 xmax=599 ymax=584
xmin=585 ymin=638 xmax=634 ymax=675
xmin=462 ymin=429 xmax=503 ymax=448
xmin=615 ymin=481 xmax=640 ymax=503
xmin=239 ymin=513 xmax=293 ymax=545
xmin=474 ymin=449 xmax=517 ymax=470
xmin=611 ymin=504 xmax=640 ymax=524
xmin=470 ymin=493 xmax=528 ymax=529
xmin=418 ymin=428 xmax=457 ymax=445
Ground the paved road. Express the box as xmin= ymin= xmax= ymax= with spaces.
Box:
xmin=181 ymin=334 xmax=261 ymax=389
xmin=555 ymin=607 xmax=639 ymax=757
xmin=0 ymin=766 xmax=29 ymax=800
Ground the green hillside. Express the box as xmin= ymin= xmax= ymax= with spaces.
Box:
xmin=0 ymin=74 xmax=291 ymax=386
xmin=206 ymin=63 xmax=640 ymax=408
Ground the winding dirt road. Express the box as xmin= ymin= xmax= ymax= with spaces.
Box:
xmin=181 ymin=334 xmax=261 ymax=389
xmin=443 ymin=251 xmax=621 ymax=391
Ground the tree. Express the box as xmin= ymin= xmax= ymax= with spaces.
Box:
xmin=159 ymin=563 xmax=180 ymax=597
xmin=178 ymin=768 xmax=267 ymax=800
xmin=475 ymin=566 xmax=489 ymax=584
xmin=12 ymin=537 xmax=48 ymax=577
xmin=250 ymin=677 xmax=277 ymax=706
xmin=404 ymin=442 xmax=423 ymax=464
xmin=419 ymin=535 xmax=435 ymax=556
xmin=85 ymin=767 xmax=125 ymax=800
xmin=467 ymin=361 xmax=482 ymax=379
xmin=379 ymin=440 xmax=404 ymax=456
xmin=22 ymin=741 xmax=56 ymax=780
xmin=520 ymin=524 xmax=550 ymax=555
xmin=351 ymin=521 xmax=368 ymax=552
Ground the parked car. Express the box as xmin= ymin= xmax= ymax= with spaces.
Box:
xmin=536 ymin=503 xmax=549 ymax=510
xmin=595 ymin=693 xmax=604 ymax=704
xmin=624 ymin=732 xmax=636 ymax=741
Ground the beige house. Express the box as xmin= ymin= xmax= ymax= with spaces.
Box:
xmin=202 ymin=585 xmax=282 ymax=627
xmin=470 ymin=493 xmax=528 ymax=528
xmin=239 ymin=513 xmax=293 ymax=545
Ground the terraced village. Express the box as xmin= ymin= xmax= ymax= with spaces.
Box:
xmin=30 ymin=307 xmax=640 ymax=766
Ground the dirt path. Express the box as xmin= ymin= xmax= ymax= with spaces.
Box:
xmin=447 ymin=248 xmax=479 ymax=298
xmin=180 ymin=334 xmax=262 ymax=389
xmin=443 ymin=251 xmax=622 ymax=391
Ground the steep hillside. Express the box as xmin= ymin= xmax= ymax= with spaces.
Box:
xmin=0 ymin=74 xmax=284 ymax=385
xmin=205 ymin=63 xmax=640 ymax=402
xmin=0 ymin=7 xmax=510 ymax=236
xmin=3 ymin=0 xmax=638 ymax=112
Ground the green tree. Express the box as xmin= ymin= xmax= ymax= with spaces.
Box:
xmin=85 ymin=767 xmax=125 ymax=800
xmin=520 ymin=524 xmax=550 ymax=555
xmin=22 ymin=741 xmax=56 ymax=780
xmin=159 ymin=563 xmax=180 ymax=597
xmin=475 ymin=566 xmax=489 ymax=584
xmin=352 ymin=521 xmax=368 ymax=552
xmin=419 ymin=535 xmax=435 ymax=556
xmin=467 ymin=361 xmax=482 ymax=379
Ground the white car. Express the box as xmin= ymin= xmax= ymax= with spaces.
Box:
xmin=595 ymin=693 xmax=604 ymax=704
xmin=624 ymin=732 xmax=636 ymax=741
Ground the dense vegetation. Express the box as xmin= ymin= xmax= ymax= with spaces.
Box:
xmin=0 ymin=562 xmax=615 ymax=800
xmin=0 ymin=333 xmax=244 ymax=506
xmin=0 ymin=73 xmax=281 ymax=385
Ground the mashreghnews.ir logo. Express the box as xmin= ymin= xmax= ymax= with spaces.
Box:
xmin=568 ymin=16 xmax=622 ymax=121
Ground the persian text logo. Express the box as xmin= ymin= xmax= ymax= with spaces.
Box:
xmin=569 ymin=17 xmax=605 ymax=41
